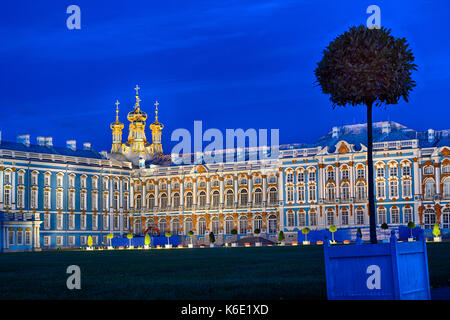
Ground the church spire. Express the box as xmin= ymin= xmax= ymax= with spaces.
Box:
xmin=110 ymin=99 xmax=124 ymax=154
xmin=149 ymin=100 xmax=164 ymax=155
xmin=126 ymin=85 xmax=148 ymax=154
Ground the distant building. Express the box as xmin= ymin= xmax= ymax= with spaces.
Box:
xmin=1 ymin=88 xmax=449 ymax=251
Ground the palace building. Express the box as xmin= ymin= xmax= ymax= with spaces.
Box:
xmin=1 ymin=87 xmax=449 ymax=251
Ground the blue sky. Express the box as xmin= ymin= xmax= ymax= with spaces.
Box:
xmin=0 ymin=0 xmax=449 ymax=152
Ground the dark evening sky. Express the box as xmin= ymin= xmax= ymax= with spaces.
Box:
xmin=1 ymin=0 xmax=449 ymax=153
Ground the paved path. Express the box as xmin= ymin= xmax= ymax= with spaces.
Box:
xmin=431 ymin=287 xmax=450 ymax=300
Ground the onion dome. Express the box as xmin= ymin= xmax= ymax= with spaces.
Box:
xmin=110 ymin=100 xmax=124 ymax=130
xmin=127 ymin=85 xmax=147 ymax=123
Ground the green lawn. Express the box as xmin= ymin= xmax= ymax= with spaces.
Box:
xmin=0 ymin=242 xmax=449 ymax=299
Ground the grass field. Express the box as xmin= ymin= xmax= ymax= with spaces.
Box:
xmin=0 ymin=242 xmax=449 ymax=299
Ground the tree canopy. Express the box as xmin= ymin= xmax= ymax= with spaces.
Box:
xmin=315 ymin=25 xmax=416 ymax=108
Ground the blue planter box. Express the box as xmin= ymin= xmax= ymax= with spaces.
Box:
xmin=323 ymin=230 xmax=430 ymax=300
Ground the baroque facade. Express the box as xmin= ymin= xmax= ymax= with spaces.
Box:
xmin=1 ymin=88 xmax=449 ymax=251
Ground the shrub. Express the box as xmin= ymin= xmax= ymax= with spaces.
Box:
xmin=254 ymin=228 xmax=261 ymax=235
xmin=209 ymin=232 xmax=215 ymax=243
xmin=278 ymin=231 xmax=285 ymax=242
xmin=231 ymin=229 xmax=238 ymax=235
xmin=432 ymin=223 xmax=441 ymax=237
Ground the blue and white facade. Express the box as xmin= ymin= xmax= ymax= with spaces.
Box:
xmin=1 ymin=99 xmax=449 ymax=251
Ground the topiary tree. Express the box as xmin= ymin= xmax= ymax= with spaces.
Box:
xmin=87 ymin=235 xmax=93 ymax=248
xmin=144 ymin=233 xmax=151 ymax=247
xmin=315 ymin=25 xmax=417 ymax=244
xmin=278 ymin=231 xmax=285 ymax=243
xmin=126 ymin=233 xmax=133 ymax=247
xmin=407 ymin=221 xmax=416 ymax=238
xmin=254 ymin=228 xmax=261 ymax=236
xmin=106 ymin=233 xmax=113 ymax=246
xmin=209 ymin=232 xmax=215 ymax=244
xmin=432 ymin=223 xmax=441 ymax=238
xmin=329 ymin=225 xmax=337 ymax=242
xmin=302 ymin=227 xmax=310 ymax=242
xmin=187 ymin=230 xmax=194 ymax=245
xmin=165 ymin=231 xmax=172 ymax=245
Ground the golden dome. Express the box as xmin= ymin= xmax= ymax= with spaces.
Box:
xmin=110 ymin=100 xmax=124 ymax=130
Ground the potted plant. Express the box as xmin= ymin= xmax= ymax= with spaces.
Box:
xmin=87 ymin=235 xmax=93 ymax=250
xmin=165 ymin=231 xmax=172 ymax=248
xmin=144 ymin=233 xmax=151 ymax=249
xmin=302 ymin=227 xmax=310 ymax=245
xmin=187 ymin=230 xmax=194 ymax=248
xmin=432 ymin=223 xmax=441 ymax=242
xmin=407 ymin=222 xmax=416 ymax=241
xmin=209 ymin=232 xmax=216 ymax=248
xmin=278 ymin=231 xmax=285 ymax=245
xmin=231 ymin=229 xmax=238 ymax=247
xmin=254 ymin=228 xmax=262 ymax=246
xmin=106 ymin=233 xmax=113 ymax=249
xmin=328 ymin=225 xmax=337 ymax=244
xmin=381 ymin=223 xmax=389 ymax=242
xmin=126 ymin=233 xmax=134 ymax=249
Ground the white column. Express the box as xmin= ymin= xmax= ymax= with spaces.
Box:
xmin=219 ymin=176 xmax=224 ymax=205
xmin=180 ymin=179 xmax=184 ymax=206
xmin=193 ymin=179 xmax=197 ymax=205
xmin=167 ymin=181 xmax=171 ymax=207
xmin=130 ymin=180 xmax=134 ymax=208
xmin=349 ymin=163 xmax=355 ymax=198
xmin=206 ymin=178 xmax=210 ymax=205
xmin=278 ymin=171 xmax=283 ymax=203
xmin=318 ymin=164 xmax=324 ymax=200
xmin=435 ymin=164 xmax=441 ymax=195
xmin=234 ymin=176 xmax=238 ymax=204
xmin=413 ymin=159 xmax=421 ymax=196
xmin=154 ymin=181 xmax=159 ymax=208
xmin=142 ymin=181 xmax=146 ymax=208
xmin=0 ymin=170 xmax=3 ymax=209
xmin=262 ymin=175 xmax=267 ymax=203
xmin=248 ymin=174 xmax=252 ymax=204
xmin=11 ymin=169 xmax=16 ymax=209
xmin=335 ymin=165 xmax=340 ymax=199
xmin=119 ymin=178 xmax=123 ymax=211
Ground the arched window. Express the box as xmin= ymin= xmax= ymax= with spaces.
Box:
xmin=254 ymin=188 xmax=262 ymax=205
xmin=356 ymin=208 xmax=364 ymax=225
xmin=185 ymin=192 xmax=193 ymax=209
xmin=159 ymin=219 xmax=167 ymax=233
xmin=239 ymin=189 xmax=248 ymax=206
xmin=147 ymin=194 xmax=155 ymax=209
xmin=341 ymin=183 xmax=349 ymax=201
xmin=211 ymin=191 xmax=220 ymax=208
xmin=389 ymin=180 xmax=399 ymax=198
xmin=442 ymin=208 xmax=450 ymax=229
xmin=376 ymin=181 xmax=385 ymax=198
xmin=211 ymin=217 xmax=219 ymax=234
xmin=308 ymin=185 xmax=316 ymax=202
xmin=403 ymin=207 xmax=413 ymax=224
xmin=173 ymin=193 xmax=180 ymax=208
xmin=134 ymin=218 xmax=142 ymax=234
xmin=356 ymin=182 xmax=366 ymax=201
xmin=377 ymin=207 xmax=387 ymax=225
xmin=297 ymin=171 xmax=305 ymax=183
xmin=298 ymin=211 xmax=306 ymax=227
xmin=309 ymin=211 xmax=317 ymax=226
xmin=327 ymin=210 xmax=334 ymax=226
xmin=254 ymin=215 xmax=262 ymax=231
xmin=326 ymin=184 xmax=335 ymax=202
xmin=198 ymin=191 xmax=206 ymax=208
xmin=160 ymin=194 xmax=168 ymax=209
xmin=391 ymin=207 xmax=400 ymax=224
xmin=268 ymin=215 xmax=277 ymax=234
xmin=198 ymin=217 xmax=206 ymax=235
xmin=226 ymin=190 xmax=234 ymax=208
xmin=341 ymin=208 xmax=349 ymax=225
xmin=239 ymin=216 xmax=248 ymax=234
xmin=402 ymin=180 xmax=412 ymax=198
xmin=443 ymin=178 xmax=450 ymax=199
xmin=297 ymin=185 xmax=305 ymax=202
xmin=424 ymin=179 xmax=435 ymax=199
xmin=135 ymin=195 xmax=142 ymax=210
xmin=423 ymin=166 xmax=434 ymax=175
xmin=286 ymin=186 xmax=294 ymax=202
xmin=424 ymin=209 xmax=436 ymax=229
xmin=225 ymin=216 xmax=234 ymax=234
xmin=269 ymin=187 xmax=277 ymax=205
xmin=287 ymin=211 xmax=295 ymax=227
xmin=184 ymin=218 xmax=193 ymax=235
xmin=171 ymin=218 xmax=180 ymax=235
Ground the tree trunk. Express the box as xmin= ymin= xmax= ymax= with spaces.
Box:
xmin=366 ymin=102 xmax=377 ymax=244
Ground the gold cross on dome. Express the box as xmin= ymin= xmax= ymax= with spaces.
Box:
xmin=154 ymin=101 xmax=159 ymax=109
xmin=115 ymin=100 xmax=120 ymax=108
xmin=134 ymin=85 xmax=140 ymax=95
